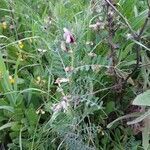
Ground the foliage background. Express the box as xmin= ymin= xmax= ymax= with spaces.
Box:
xmin=0 ymin=0 xmax=150 ymax=149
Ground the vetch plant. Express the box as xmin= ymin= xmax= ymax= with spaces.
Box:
xmin=63 ymin=28 xmax=75 ymax=44
xmin=0 ymin=0 xmax=150 ymax=149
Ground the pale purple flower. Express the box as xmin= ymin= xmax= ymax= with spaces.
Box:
xmin=89 ymin=22 xmax=105 ymax=31
xmin=63 ymin=28 xmax=75 ymax=44
xmin=51 ymin=97 xmax=69 ymax=113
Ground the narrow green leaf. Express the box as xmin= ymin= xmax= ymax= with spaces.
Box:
xmin=107 ymin=113 xmax=140 ymax=128
xmin=127 ymin=109 xmax=150 ymax=125
xmin=0 ymin=51 xmax=16 ymax=105
xmin=0 ymin=106 xmax=14 ymax=112
xmin=132 ymin=39 xmax=150 ymax=52
xmin=0 ymin=122 xmax=16 ymax=131
xmin=120 ymin=43 xmax=134 ymax=60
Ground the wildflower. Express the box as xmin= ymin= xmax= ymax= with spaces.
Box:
xmin=36 ymin=76 xmax=41 ymax=84
xmin=41 ymin=109 xmax=45 ymax=114
xmin=36 ymin=109 xmax=40 ymax=114
xmin=1 ymin=22 xmax=7 ymax=29
xmin=16 ymin=52 xmax=25 ymax=61
xmin=36 ymin=109 xmax=45 ymax=115
xmin=51 ymin=96 xmax=69 ymax=113
xmin=37 ymin=48 xmax=47 ymax=53
xmin=51 ymin=103 xmax=62 ymax=113
xmin=55 ymin=78 xmax=70 ymax=84
xmin=88 ymin=52 xmax=97 ymax=57
xmin=98 ymin=126 xmax=105 ymax=135
xmin=9 ymin=75 xmax=15 ymax=84
xmin=64 ymin=66 xmax=74 ymax=72
xmin=18 ymin=41 xmax=24 ymax=49
xmin=126 ymin=33 xmax=133 ymax=40
xmin=86 ymin=41 xmax=94 ymax=46
xmin=91 ymin=65 xmax=101 ymax=72
xmin=35 ymin=76 xmax=46 ymax=85
xmin=89 ymin=22 xmax=105 ymax=31
xmin=63 ymin=28 xmax=75 ymax=44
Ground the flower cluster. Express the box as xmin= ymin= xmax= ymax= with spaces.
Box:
xmin=9 ymin=75 xmax=15 ymax=84
xmin=1 ymin=22 xmax=7 ymax=29
xmin=63 ymin=28 xmax=75 ymax=44
xmin=51 ymin=96 xmax=70 ymax=113
xmin=18 ymin=41 xmax=24 ymax=49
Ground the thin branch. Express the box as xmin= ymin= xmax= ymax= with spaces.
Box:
xmin=105 ymin=0 xmax=125 ymax=97
xmin=106 ymin=1 xmax=117 ymax=67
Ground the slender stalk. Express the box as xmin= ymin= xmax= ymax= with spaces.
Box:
xmin=105 ymin=0 xmax=123 ymax=96
xmin=105 ymin=0 xmax=136 ymax=36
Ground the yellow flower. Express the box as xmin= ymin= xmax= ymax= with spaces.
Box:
xmin=36 ymin=76 xmax=41 ymax=84
xmin=1 ymin=22 xmax=7 ymax=29
xmin=55 ymin=78 xmax=70 ymax=84
xmin=18 ymin=41 xmax=24 ymax=49
xmin=36 ymin=109 xmax=45 ymax=115
xmin=98 ymin=127 xmax=105 ymax=135
xmin=9 ymin=75 xmax=15 ymax=84
xmin=35 ymin=76 xmax=46 ymax=85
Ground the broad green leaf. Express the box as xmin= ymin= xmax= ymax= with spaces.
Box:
xmin=105 ymin=101 xmax=115 ymax=114
xmin=133 ymin=89 xmax=150 ymax=106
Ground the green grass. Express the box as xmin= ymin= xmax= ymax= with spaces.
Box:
xmin=0 ymin=0 xmax=150 ymax=149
